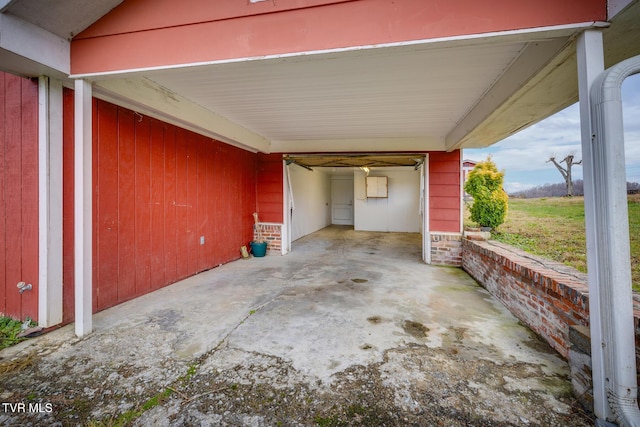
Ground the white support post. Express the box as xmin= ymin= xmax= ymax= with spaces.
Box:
xmin=577 ymin=30 xmax=611 ymax=423
xmin=74 ymin=79 xmax=92 ymax=337
xmin=421 ymin=154 xmax=430 ymax=264
xmin=37 ymin=76 xmax=63 ymax=327
xmin=283 ymin=161 xmax=292 ymax=255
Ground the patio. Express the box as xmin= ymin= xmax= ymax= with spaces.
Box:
xmin=1 ymin=226 xmax=592 ymax=425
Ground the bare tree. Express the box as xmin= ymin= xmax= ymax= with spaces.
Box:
xmin=547 ymin=154 xmax=582 ymax=196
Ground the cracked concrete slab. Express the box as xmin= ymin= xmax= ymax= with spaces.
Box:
xmin=0 ymin=226 xmax=593 ymax=426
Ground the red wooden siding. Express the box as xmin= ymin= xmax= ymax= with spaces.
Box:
xmin=0 ymin=72 xmax=39 ymax=321
xmin=62 ymin=88 xmax=75 ymax=324
xmin=429 ymin=150 xmax=461 ymax=233
xmin=256 ymin=153 xmax=284 ymax=223
xmin=91 ymin=99 xmax=257 ymax=311
xmin=61 ymin=95 xmax=258 ymax=316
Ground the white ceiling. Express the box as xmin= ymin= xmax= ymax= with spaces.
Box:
xmin=92 ymin=32 xmax=578 ymax=154
xmin=147 ymin=41 xmax=526 ymax=145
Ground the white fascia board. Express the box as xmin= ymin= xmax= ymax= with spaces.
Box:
xmin=271 ymin=137 xmax=445 ymax=153
xmin=94 ymin=78 xmax=271 ymax=153
xmin=0 ymin=13 xmax=69 ymax=74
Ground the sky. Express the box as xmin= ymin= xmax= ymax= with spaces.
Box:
xmin=465 ymin=74 xmax=640 ymax=193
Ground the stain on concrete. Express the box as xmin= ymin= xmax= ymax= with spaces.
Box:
xmin=151 ymin=308 xmax=183 ymax=332
xmin=402 ymin=320 xmax=429 ymax=338
xmin=367 ymin=316 xmax=383 ymax=324
xmin=350 ymin=278 xmax=368 ymax=283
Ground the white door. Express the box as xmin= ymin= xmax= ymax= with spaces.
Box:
xmin=331 ymin=177 xmax=354 ymax=225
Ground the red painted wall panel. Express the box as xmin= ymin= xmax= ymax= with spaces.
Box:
xmin=256 ymin=153 xmax=284 ymax=223
xmin=62 ymin=88 xmax=75 ymax=324
xmin=91 ymin=99 xmax=258 ymax=311
xmin=0 ymin=72 xmax=39 ymax=321
xmin=96 ymin=101 xmax=120 ymax=310
xmin=61 ymin=94 xmax=261 ymax=319
xmin=117 ymin=109 xmax=137 ymax=301
xmin=163 ymin=125 xmax=178 ymax=285
xmin=0 ymin=75 xmax=5 ymax=320
xmin=429 ymin=150 xmax=461 ymax=233
xmin=150 ymin=120 xmax=167 ymax=290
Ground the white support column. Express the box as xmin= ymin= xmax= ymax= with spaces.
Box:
xmin=37 ymin=76 xmax=63 ymax=327
xmin=421 ymin=154 xmax=430 ymax=264
xmin=577 ymin=30 xmax=611 ymax=423
xmin=74 ymin=79 xmax=92 ymax=337
xmin=283 ymin=161 xmax=292 ymax=255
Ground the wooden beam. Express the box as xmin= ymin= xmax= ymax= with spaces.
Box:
xmin=0 ymin=13 xmax=69 ymax=75
xmin=445 ymin=38 xmax=570 ymax=151
xmin=94 ymin=78 xmax=271 ymax=153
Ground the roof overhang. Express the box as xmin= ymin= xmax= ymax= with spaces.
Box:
xmin=1 ymin=0 xmax=639 ymax=155
xmin=80 ymin=23 xmax=608 ymax=154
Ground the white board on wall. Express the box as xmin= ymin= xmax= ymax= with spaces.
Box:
xmin=366 ymin=176 xmax=388 ymax=198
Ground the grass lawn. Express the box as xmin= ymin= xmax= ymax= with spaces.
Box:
xmin=465 ymin=194 xmax=640 ymax=292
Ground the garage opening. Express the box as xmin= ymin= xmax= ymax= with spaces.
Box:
xmin=284 ymin=154 xmax=428 ymax=260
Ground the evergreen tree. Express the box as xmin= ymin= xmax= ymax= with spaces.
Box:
xmin=464 ymin=157 xmax=508 ymax=229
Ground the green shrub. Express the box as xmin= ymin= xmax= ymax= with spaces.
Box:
xmin=465 ymin=157 xmax=508 ymax=229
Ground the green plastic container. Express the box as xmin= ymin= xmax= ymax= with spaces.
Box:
xmin=250 ymin=241 xmax=267 ymax=257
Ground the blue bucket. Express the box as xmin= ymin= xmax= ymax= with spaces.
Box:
xmin=250 ymin=241 xmax=267 ymax=257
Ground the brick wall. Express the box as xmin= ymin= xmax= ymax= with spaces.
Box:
xmin=462 ymin=237 xmax=640 ymax=411
xmin=430 ymin=233 xmax=462 ymax=266
xmin=462 ymin=238 xmax=592 ymax=358
xmin=255 ymin=223 xmax=282 ymax=255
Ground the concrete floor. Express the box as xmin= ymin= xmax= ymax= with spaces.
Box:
xmin=0 ymin=226 xmax=593 ymax=426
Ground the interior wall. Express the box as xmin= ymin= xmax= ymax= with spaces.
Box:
xmin=289 ymin=164 xmax=331 ymax=241
xmin=354 ymin=168 xmax=421 ymax=232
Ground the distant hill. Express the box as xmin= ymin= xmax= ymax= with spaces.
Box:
xmin=510 ymin=180 xmax=640 ymax=198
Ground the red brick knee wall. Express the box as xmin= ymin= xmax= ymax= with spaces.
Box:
xmin=430 ymin=233 xmax=463 ymax=266
xmin=462 ymin=239 xmax=592 ymax=359
xmin=462 ymin=238 xmax=640 ymax=412
xmin=463 ymin=238 xmax=640 ymax=360
xmin=254 ymin=223 xmax=282 ymax=255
